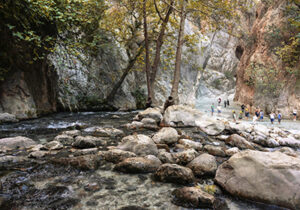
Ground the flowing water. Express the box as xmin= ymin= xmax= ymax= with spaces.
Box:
xmin=0 ymin=111 xmax=289 ymax=210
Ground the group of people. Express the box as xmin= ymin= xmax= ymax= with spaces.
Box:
xmin=211 ymin=98 xmax=229 ymax=116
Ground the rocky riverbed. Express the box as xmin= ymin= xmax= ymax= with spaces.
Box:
xmin=1 ymin=105 xmax=300 ymax=210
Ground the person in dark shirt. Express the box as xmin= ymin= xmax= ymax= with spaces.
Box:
xmin=241 ymin=104 xmax=245 ymax=113
xmin=163 ymin=96 xmax=174 ymax=113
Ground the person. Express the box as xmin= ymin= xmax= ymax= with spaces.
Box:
xmin=217 ymin=105 xmax=221 ymax=115
xmin=241 ymin=104 xmax=245 ymax=113
xmin=163 ymin=96 xmax=174 ymax=114
xmin=145 ymin=97 xmax=153 ymax=108
xmin=224 ymin=100 xmax=227 ymax=108
xmin=211 ymin=103 xmax=215 ymax=116
xmin=253 ymin=115 xmax=258 ymax=124
xmin=239 ymin=111 xmax=243 ymax=119
xmin=293 ymin=109 xmax=297 ymax=121
xmin=255 ymin=109 xmax=260 ymax=118
xmin=259 ymin=110 xmax=264 ymax=121
xmin=218 ymin=98 xmax=221 ymax=105
xmin=232 ymin=110 xmax=237 ymax=122
xmin=270 ymin=112 xmax=275 ymax=124
xmin=227 ymin=99 xmax=229 ymax=106
xmin=278 ymin=111 xmax=282 ymax=124
xmin=245 ymin=108 xmax=250 ymax=120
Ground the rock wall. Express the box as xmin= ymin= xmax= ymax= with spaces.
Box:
xmin=234 ymin=1 xmax=300 ymax=116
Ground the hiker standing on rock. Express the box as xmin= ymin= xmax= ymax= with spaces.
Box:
xmin=259 ymin=110 xmax=264 ymax=121
xmin=211 ymin=103 xmax=215 ymax=116
xmin=278 ymin=111 xmax=282 ymax=124
xmin=224 ymin=100 xmax=227 ymax=108
xmin=241 ymin=104 xmax=245 ymax=113
xmin=245 ymin=108 xmax=250 ymax=120
xmin=218 ymin=98 xmax=221 ymax=105
xmin=217 ymin=105 xmax=221 ymax=115
xmin=227 ymin=99 xmax=229 ymax=106
xmin=232 ymin=111 xmax=237 ymax=122
xmin=270 ymin=112 xmax=275 ymax=124
xmin=293 ymin=109 xmax=297 ymax=121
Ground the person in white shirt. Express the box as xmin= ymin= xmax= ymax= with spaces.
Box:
xmin=270 ymin=112 xmax=275 ymax=124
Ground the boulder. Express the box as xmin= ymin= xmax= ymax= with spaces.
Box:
xmin=117 ymin=134 xmax=158 ymax=156
xmin=0 ymin=156 xmax=28 ymax=167
xmin=83 ymin=126 xmax=124 ymax=137
xmin=61 ymin=130 xmax=81 ymax=137
xmin=101 ymin=149 xmax=137 ymax=163
xmin=225 ymin=134 xmax=255 ymax=150
xmin=137 ymin=108 xmax=163 ymax=122
xmin=252 ymin=136 xmax=280 ymax=148
xmin=163 ymin=105 xmax=203 ymax=127
xmin=141 ymin=117 xmax=157 ymax=125
xmin=253 ymin=125 xmax=270 ymax=136
xmin=43 ymin=141 xmax=63 ymax=150
xmin=225 ymin=147 xmax=240 ymax=156
xmin=114 ymin=155 xmax=162 ymax=173
xmin=172 ymin=187 xmax=215 ymax=208
xmin=187 ymin=153 xmax=217 ymax=177
xmin=215 ymin=150 xmax=300 ymax=210
xmin=0 ymin=113 xmax=18 ymax=123
xmin=154 ymin=163 xmax=194 ymax=184
xmin=227 ymin=122 xmax=253 ymax=134
xmin=124 ymin=121 xmax=144 ymax=130
xmin=278 ymin=137 xmax=300 ymax=148
xmin=72 ymin=148 xmax=98 ymax=156
xmin=72 ymin=136 xmax=104 ymax=148
xmin=204 ymin=145 xmax=226 ymax=157
xmin=172 ymin=149 xmax=199 ymax=165
xmin=54 ymin=135 xmax=74 ymax=145
xmin=152 ymin=127 xmax=179 ymax=145
xmin=157 ymin=150 xmax=175 ymax=163
xmin=0 ymin=136 xmax=36 ymax=150
xmin=28 ymin=151 xmax=48 ymax=158
xmin=196 ymin=118 xmax=225 ymax=136
xmin=178 ymin=139 xmax=202 ymax=151
xmin=276 ymin=147 xmax=299 ymax=158
xmin=216 ymin=135 xmax=229 ymax=141
xmin=51 ymin=155 xmax=99 ymax=170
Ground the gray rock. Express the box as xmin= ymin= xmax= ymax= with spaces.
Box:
xmin=83 ymin=126 xmax=124 ymax=137
xmin=152 ymin=127 xmax=179 ymax=145
xmin=154 ymin=163 xmax=195 ymax=184
xmin=278 ymin=137 xmax=300 ymax=148
xmin=276 ymin=147 xmax=299 ymax=158
xmin=172 ymin=187 xmax=215 ymax=208
xmin=101 ymin=149 xmax=137 ymax=163
xmin=43 ymin=141 xmax=63 ymax=150
xmin=0 ymin=136 xmax=36 ymax=150
xmin=157 ymin=150 xmax=175 ymax=163
xmin=225 ymin=147 xmax=240 ymax=156
xmin=204 ymin=145 xmax=226 ymax=157
xmin=178 ymin=139 xmax=202 ymax=151
xmin=72 ymin=148 xmax=98 ymax=156
xmin=225 ymin=134 xmax=255 ymax=150
xmin=137 ymin=108 xmax=163 ymax=122
xmin=187 ymin=153 xmax=217 ymax=177
xmin=124 ymin=121 xmax=144 ymax=130
xmin=28 ymin=151 xmax=48 ymax=158
xmin=173 ymin=149 xmax=199 ymax=165
xmin=0 ymin=113 xmax=18 ymax=123
xmin=117 ymin=134 xmax=158 ymax=156
xmin=72 ymin=136 xmax=104 ymax=148
xmin=114 ymin=155 xmax=162 ymax=173
xmin=196 ymin=118 xmax=225 ymax=136
xmin=54 ymin=135 xmax=74 ymax=146
xmin=215 ymin=150 xmax=300 ymax=210
xmin=141 ymin=117 xmax=157 ymax=125
xmin=61 ymin=130 xmax=81 ymax=137
xmin=51 ymin=155 xmax=99 ymax=170
xmin=0 ymin=155 xmax=28 ymax=167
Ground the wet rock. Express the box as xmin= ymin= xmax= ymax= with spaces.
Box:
xmin=124 ymin=121 xmax=144 ymax=130
xmin=152 ymin=127 xmax=179 ymax=145
xmin=72 ymin=148 xmax=98 ymax=156
xmin=154 ymin=163 xmax=194 ymax=184
xmin=28 ymin=151 xmax=48 ymax=158
xmin=101 ymin=149 xmax=137 ymax=163
xmin=141 ymin=117 xmax=157 ymax=125
xmin=277 ymin=137 xmax=300 ymax=148
xmin=196 ymin=118 xmax=225 ymax=136
xmin=0 ymin=136 xmax=36 ymax=150
xmin=225 ymin=147 xmax=240 ymax=156
xmin=215 ymin=150 xmax=300 ymax=210
xmin=114 ymin=155 xmax=162 ymax=173
xmin=43 ymin=141 xmax=63 ymax=150
xmin=61 ymin=130 xmax=81 ymax=137
xmin=178 ymin=139 xmax=202 ymax=151
xmin=204 ymin=145 xmax=226 ymax=157
xmin=187 ymin=153 xmax=217 ymax=177
xmin=86 ymin=200 xmax=99 ymax=206
xmin=216 ymin=135 xmax=230 ymax=141
xmin=173 ymin=149 xmax=199 ymax=165
xmin=0 ymin=155 xmax=28 ymax=167
xmin=225 ymin=134 xmax=255 ymax=150
xmin=137 ymin=107 xmax=163 ymax=122
xmin=54 ymin=134 xmax=74 ymax=145
xmin=84 ymin=182 xmax=101 ymax=192
xmin=156 ymin=144 xmax=170 ymax=152
xmin=117 ymin=134 xmax=158 ymax=156
xmin=84 ymin=126 xmax=124 ymax=137
xmin=0 ymin=112 xmax=18 ymax=123
xmin=276 ymin=147 xmax=299 ymax=158
xmin=157 ymin=150 xmax=175 ymax=163
xmin=163 ymin=105 xmax=203 ymax=127
xmin=72 ymin=136 xmax=104 ymax=148
xmin=252 ymin=135 xmax=280 ymax=148
xmin=112 ymin=115 xmax=120 ymax=119
xmin=28 ymin=144 xmax=43 ymax=152
xmin=51 ymin=155 xmax=99 ymax=170
xmin=172 ymin=187 xmax=215 ymax=208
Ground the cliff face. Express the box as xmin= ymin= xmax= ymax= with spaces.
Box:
xmin=234 ymin=1 xmax=300 ymax=116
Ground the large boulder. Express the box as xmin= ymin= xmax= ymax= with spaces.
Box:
xmin=154 ymin=163 xmax=194 ymax=184
xmin=114 ymin=155 xmax=162 ymax=173
xmin=163 ymin=105 xmax=203 ymax=127
xmin=137 ymin=108 xmax=163 ymax=122
xmin=0 ymin=136 xmax=36 ymax=150
xmin=225 ymin=134 xmax=255 ymax=150
xmin=277 ymin=137 xmax=300 ymax=148
xmin=196 ymin=118 xmax=225 ymax=136
xmin=187 ymin=153 xmax=217 ymax=177
xmin=157 ymin=150 xmax=175 ymax=163
xmin=172 ymin=187 xmax=215 ymax=208
xmin=101 ymin=149 xmax=137 ymax=163
xmin=152 ymin=127 xmax=179 ymax=145
xmin=0 ymin=113 xmax=18 ymax=123
xmin=215 ymin=150 xmax=300 ymax=210
xmin=117 ymin=134 xmax=158 ymax=156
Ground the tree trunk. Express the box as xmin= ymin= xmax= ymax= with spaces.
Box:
xmin=149 ymin=0 xmax=174 ymax=101
xmin=143 ymin=0 xmax=152 ymax=99
xmin=170 ymin=0 xmax=187 ymax=104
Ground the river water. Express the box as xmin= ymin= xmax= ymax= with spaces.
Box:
xmin=0 ymin=111 xmax=289 ymax=210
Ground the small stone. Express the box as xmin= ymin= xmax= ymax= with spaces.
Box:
xmin=43 ymin=141 xmax=63 ymax=150
xmin=28 ymin=151 xmax=47 ymax=158
xmin=54 ymin=135 xmax=74 ymax=146
xmin=204 ymin=145 xmax=226 ymax=157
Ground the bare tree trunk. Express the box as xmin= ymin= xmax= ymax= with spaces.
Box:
xmin=170 ymin=0 xmax=187 ymax=104
xmin=143 ymin=0 xmax=152 ymax=99
xmin=149 ymin=0 xmax=174 ymax=100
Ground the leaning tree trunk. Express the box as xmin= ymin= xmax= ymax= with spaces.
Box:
xmin=143 ymin=0 xmax=152 ymax=99
xmin=170 ymin=0 xmax=187 ymax=105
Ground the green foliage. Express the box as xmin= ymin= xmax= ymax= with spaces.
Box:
xmin=132 ymin=88 xmax=146 ymax=109
xmin=264 ymin=24 xmax=284 ymax=51
xmin=211 ymin=78 xmax=221 ymax=89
